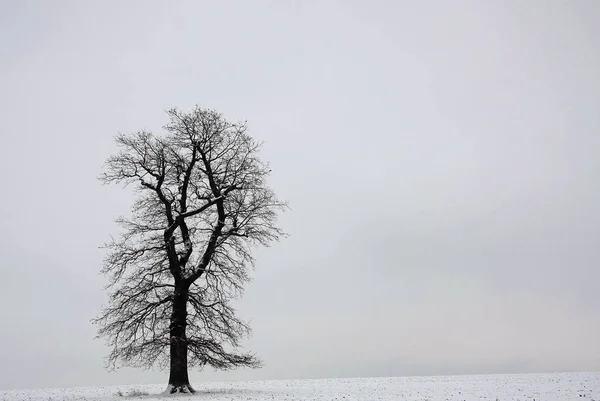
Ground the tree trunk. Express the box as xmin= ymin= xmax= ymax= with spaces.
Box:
xmin=167 ymin=286 xmax=195 ymax=394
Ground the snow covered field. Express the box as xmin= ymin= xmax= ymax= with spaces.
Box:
xmin=1 ymin=372 xmax=598 ymax=401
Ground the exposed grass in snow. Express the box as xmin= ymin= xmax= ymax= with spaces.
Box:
xmin=0 ymin=372 xmax=598 ymax=401
xmin=115 ymin=387 xmax=149 ymax=397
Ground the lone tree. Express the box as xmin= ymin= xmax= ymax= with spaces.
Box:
xmin=93 ymin=107 xmax=286 ymax=393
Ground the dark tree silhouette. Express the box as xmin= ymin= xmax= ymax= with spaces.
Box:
xmin=93 ymin=107 xmax=287 ymax=393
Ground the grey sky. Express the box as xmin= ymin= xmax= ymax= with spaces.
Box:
xmin=1 ymin=0 xmax=599 ymax=390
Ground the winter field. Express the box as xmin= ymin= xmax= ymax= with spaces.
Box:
xmin=1 ymin=372 xmax=598 ymax=401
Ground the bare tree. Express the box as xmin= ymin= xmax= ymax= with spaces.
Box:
xmin=93 ymin=107 xmax=287 ymax=393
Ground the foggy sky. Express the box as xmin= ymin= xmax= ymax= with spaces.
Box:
xmin=1 ymin=0 xmax=599 ymax=390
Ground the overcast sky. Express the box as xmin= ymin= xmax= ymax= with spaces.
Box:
xmin=1 ymin=0 xmax=600 ymax=391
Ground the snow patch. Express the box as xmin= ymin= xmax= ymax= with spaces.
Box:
xmin=0 ymin=372 xmax=597 ymax=400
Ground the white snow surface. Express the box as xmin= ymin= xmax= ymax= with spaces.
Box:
xmin=1 ymin=372 xmax=598 ymax=401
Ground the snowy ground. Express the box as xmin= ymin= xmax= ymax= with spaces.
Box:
xmin=1 ymin=372 xmax=598 ymax=401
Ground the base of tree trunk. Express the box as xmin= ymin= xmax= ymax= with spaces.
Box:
xmin=166 ymin=384 xmax=196 ymax=394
